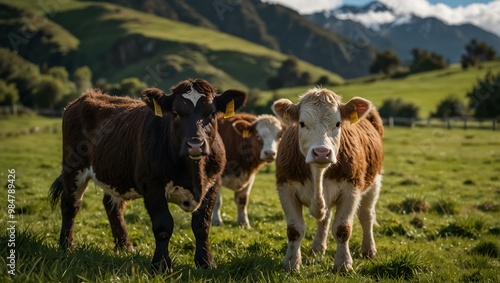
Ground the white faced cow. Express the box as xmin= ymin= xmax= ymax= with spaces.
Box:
xmin=272 ymin=87 xmax=384 ymax=272
xmin=212 ymin=113 xmax=285 ymax=227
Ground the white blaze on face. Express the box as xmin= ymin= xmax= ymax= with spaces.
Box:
xmin=298 ymin=101 xmax=342 ymax=165
xmin=164 ymin=181 xmax=199 ymax=212
xmin=182 ymin=86 xmax=205 ymax=107
xmin=254 ymin=115 xmax=283 ymax=162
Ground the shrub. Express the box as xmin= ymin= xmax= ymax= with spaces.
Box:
xmin=378 ymin=98 xmax=419 ymax=118
xmin=469 ymin=241 xmax=499 ymax=258
xmin=430 ymin=96 xmax=468 ymax=119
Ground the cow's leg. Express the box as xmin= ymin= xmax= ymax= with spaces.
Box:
xmin=103 ymin=194 xmax=134 ymax=252
xmin=234 ymin=173 xmax=256 ymax=227
xmin=358 ymin=174 xmax=381 ymax=259
xmin=211 ymin=190 xmax=223 ymax=226
xmin=277 ymin=184 xmax=305 ymax=271
xmin=331 ymin=184 xmax=362 ymax=272
xmin=144 ymin=188 xmax=174 ymax=273
xmin=192 ymin=184 xmax=218 ymax=268
xmin=311 ymin=208 xmax=332 ymax=255
xmin=59 ymin=173 xmax=89 ymax=251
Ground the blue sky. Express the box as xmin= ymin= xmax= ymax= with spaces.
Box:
xmin=343 ymin=0 xmax=493 ymax=7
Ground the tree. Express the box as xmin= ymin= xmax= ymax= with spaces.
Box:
xmin=0 ymin=79 xmax=19 ymax=106
xmin=48 ymin=66 xmax=69 ymax=83
xmin=410 ymin=48 xmax=448 ymax=73
xmin=119 ymin=77 xmax=146 ymax=97
xmin=74 ymin=66 xmax=93 ymax=93
xmin=298 ymin=71 xmax=312 ymax=86
xmin=378 ymin=98 xmax=419 ymax=118
xmin=32 ymin=75 xmax=65 ymax=109
xmin=467 ymin=71 xmax=500 ymax=119
xmin=316 ymin=75 xmax=330 ymax=86
xmin=461 ymin=39 xmax=497 ymax=69
xmin=431 ymin=96 xmax=467 ymax=119
xmin=369 ymin=50 xmax=401 ymax=75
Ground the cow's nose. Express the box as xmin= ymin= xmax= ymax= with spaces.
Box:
xmin=187 ymin=138 xmax=204 ymax=159
xmin=263 ymin=150 xmax=276 ymax=161
xmin=312 ymin=147 xmax=331 ymax=163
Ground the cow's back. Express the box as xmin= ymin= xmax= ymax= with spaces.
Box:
xmin=276 ymin=109 xmax=383 ymax=191
xmin=62 ymin=90 xmax=150 ymax=190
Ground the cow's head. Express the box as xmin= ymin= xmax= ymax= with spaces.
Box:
xmin=142 ymin=79 xmax=247 ymax=160
xmin=232 ymin=115 xmax=285 ymax=162
xmin=272 ymin=87 xmax=372 ymax=168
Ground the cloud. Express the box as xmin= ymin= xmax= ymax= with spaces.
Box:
xmin=262 ymin=0 xmax=500 ymax=36
xmin=261 ymin=0 xmax=341 ymax=14
xmin=379 ymin=0 xmax=500 ymax=35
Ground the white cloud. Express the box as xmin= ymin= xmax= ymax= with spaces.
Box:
xmin=262 ymin=0 xmax=500 ymax=36
xmin=379 ymin=0 xmax=500 ymax=35
xmin=261 ymin=0 xmax=342 ymax=14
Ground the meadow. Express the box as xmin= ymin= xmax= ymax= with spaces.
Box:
xmin=0 ymin=115 xmax=499 ymax=282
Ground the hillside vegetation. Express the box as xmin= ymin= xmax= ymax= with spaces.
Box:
xmin=0 ymin=0 xmax=343 ymax=91
xmin=261 ymin=61 xmax=500 ymax=117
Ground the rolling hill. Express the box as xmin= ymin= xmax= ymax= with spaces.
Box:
xmin=0 ymin=0 xmax=343 ymax=91
xmin=260 ymin=61 xmax=500 ymax=118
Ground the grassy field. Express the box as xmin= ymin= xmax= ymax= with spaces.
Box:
xmin=0 ymin=115 xmax=499 ymax=282
xmin=260 ymin=61 xmax=500 ymax=118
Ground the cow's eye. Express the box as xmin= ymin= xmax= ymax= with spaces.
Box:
xmin=336 ymin=121 xmax=342 ymax=128
xmin=299 ymin=121 xmax=305 ymax=128
xmin=210 ymin=112 xmax=216 ymax=119
xmin=172 ymin=112 xmax=179 ymax=119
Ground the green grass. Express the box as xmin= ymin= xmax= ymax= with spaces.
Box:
xmin=1 ymin=116 xmax=500 ymax=282
xmin=261 ymin=61 xmax=500 ymax=117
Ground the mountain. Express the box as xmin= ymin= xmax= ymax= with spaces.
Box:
xmin=100 ymin=0 xmax=377 ymax=78
xmin=0 ymin=0 xmax=344 ymax=91
xmin=309 ymin=1 xmax=500 ymax=64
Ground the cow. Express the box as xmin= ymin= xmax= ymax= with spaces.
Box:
xmin=211 ymin=113 xmax=285 ymax=227
xmin=49 ymin=79 xmax=247 ymax=272
xmin=271 ymin=87 xmax=384 ymax=272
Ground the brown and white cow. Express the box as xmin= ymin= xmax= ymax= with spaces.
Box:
xmin=272 ymin=87 xmax=383 ymax=272
xmin=212 ymin=113 xmax=285 ymax=227
xmin=49 ymin=79 xmax=247 ymax=272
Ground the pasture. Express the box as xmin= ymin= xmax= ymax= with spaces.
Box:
xmin=1 ymin=116 xmax=499 ymax=282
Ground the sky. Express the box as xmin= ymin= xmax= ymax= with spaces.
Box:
xmin=262 ymin=0 xmax=500 ymax=35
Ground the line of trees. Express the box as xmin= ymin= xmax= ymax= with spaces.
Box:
xmin=369 ymin=39 xmax=496 ymax=77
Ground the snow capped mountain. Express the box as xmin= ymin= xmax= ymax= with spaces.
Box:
xmin=308 ymin=1 xmax=500 ymax=64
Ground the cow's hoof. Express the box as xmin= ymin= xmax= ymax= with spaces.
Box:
xmin=361 ymin=248 xmax=377 ymax=259
xmin=115 ymin=243 xmax=135 ymax=253
xmin=195 ymin=258 xmax=217 ymax=269
xmin=151 ymin=262 xmax=173 ymax=274
xmin=238 ymin=222 xmax=251 ymax=229
xmin=283 ymin=258 xmax=301 ymax=272
xmin=212 ymin=218 xmax=223 ymax=226
xmin=334 ymin=263 xmax=354 ymax=273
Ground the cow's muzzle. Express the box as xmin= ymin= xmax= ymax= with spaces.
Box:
xmin=261 ymin=150 xmax=277 ymax=163
xmin=187 ymin=138 xmax=205 ymax=160
xmin=306 ymin=146 xmax=335 ymax=167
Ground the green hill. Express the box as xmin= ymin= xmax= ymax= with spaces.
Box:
xmin=261 ymin=61 xmax=500 ymax=117
xmin=0 ymin=0 xmax=343 ymax=91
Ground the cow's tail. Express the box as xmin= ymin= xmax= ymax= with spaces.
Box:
xmin=49 ymin=175 xmax=64 ymax=209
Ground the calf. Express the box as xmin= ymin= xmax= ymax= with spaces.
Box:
xmin=212 ymin=113 xmax=285 ymax=227
xmin=49 ymin=79 xmax=246 ymax=272
xmin=272 ymin=87 xmax=383 ymax=272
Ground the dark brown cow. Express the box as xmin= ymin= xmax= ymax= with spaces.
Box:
xmin=212 ymin=113 xmax=285 ymax=227
xmin=272 ymin=87 xmax=384 ymax=272
xmin=49 ymin=79 xmax=247 ymax=272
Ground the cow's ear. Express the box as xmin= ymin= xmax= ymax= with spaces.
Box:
xmin=272 ymin=99 xmax=298 ymax=124
xmin=141 ymin=88 xmax=173 ymax=116
xmin=340 ymin=97 xmax=373 ymax=124
xmin=215 ymin=89 xmax=247 ymax=117
xmin=232 ymin=120 xmax=253 ymax=138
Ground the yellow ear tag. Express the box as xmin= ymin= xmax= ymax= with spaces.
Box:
xmin=153 ymin=99 xmax=163 ymax=117
xmin=349 ymin=111 xmax=358 ymax=124
xmin=242 ymin=130 xmax=250 ymax=138
xmin=224 ymin=99 xmax=235 ymax=118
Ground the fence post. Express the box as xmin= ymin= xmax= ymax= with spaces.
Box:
xmin=389 ymin=117 xmax=394 ymax=128
xmin=410 ymin=118 xmax=415 ymax=129
xmin=493 ymin=119 xmax=497 ymax=131
xmin=463 ymin=117 xmax=467 ymax=130
xmin=446 ymin=118 xmax=451 ymax=129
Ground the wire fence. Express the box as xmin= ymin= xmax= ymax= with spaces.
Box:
xmin=383 ymin=117 xmax=498 ymax=130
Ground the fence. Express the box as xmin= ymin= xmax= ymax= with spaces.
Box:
xmin=384 ymin=117 xmax=498 ymax=130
